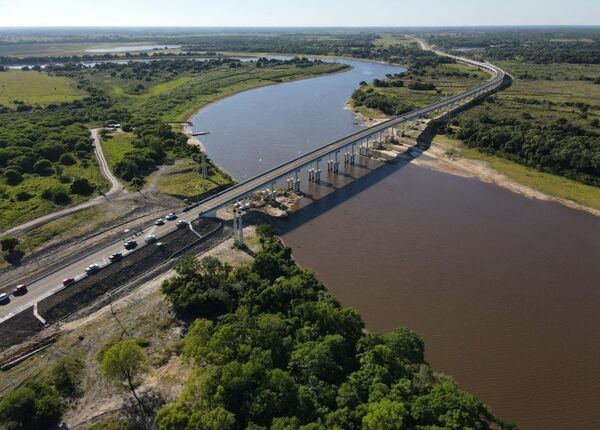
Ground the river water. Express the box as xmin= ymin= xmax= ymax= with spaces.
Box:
xmin=191 ymin=59 xmax=600 ymax=429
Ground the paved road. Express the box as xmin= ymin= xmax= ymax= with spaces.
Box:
xmin=0 ymin=47 xmax=507 ymax=323
xmin=0 ymin=216 xmax=189 ymax=323
xmin=0 ymin=128 xmax=125 ymax=238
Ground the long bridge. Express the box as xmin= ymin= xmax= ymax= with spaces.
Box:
xmin=0 ymin=46 xmax=508 ymax=324
xmin=194 ymin=48 xmax=507 ymax=218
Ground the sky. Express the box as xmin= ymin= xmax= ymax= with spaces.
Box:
xmin=0 ymin=0 xmax=598 ymax=27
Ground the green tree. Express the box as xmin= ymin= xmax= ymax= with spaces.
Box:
xmin=100 ymin=340 xmax=150 ymax=427
xmin=1 ymin=237 xmax=19 ymax=253
xmin=362 ymin=399 xmax=407 ymax=430
xmin=4 ymin=169 xmax=23 ymax=185
xmin=70 ymin=178 xmax=95 ymax=196
xmin=33 ymin=159 xmax=53 ymax=176
xmin=48 ymin=356 xmax=84 ymax=398
xmin=0 ymin=381 xmax=63 ymax=430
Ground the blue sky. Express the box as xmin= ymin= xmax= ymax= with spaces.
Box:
xmin=0 ymin=0 xmax=598 ymax=27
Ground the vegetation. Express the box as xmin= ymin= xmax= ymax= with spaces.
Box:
xmin=0 ymin=70 xmax=87 ymax=108
xmin=156 ymin=228 xmax=511 ymax=429
xmin=0 ymin=381 xmax=63 ymax=430
xmin=351 ymin=63 xmax=488 ymax=116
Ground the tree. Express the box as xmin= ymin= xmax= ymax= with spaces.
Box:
xmin=33 ymin=159 xmax=53 ymax=176
xmin=100 ymin=340 xmax=150 ymax=428
xmin=48 ymin=356 xmax=83 ymax=398
xmin=70 ymin=178 xmax=94 ymax=196
xmin=4 ymin=169 xmax=23 ymax=185
xmin=0 ymin=381 xmax=63 ymax=430
xmin=362 ymin=399 xmax=407 ymax=430
xmin=59 ymin=153 xmax=76 ymax=166
xmin=1 ymin=237 xmax=19 ymax=253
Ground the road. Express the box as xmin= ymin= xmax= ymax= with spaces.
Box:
xmin=0 ymin=47 xmax=507 ymax=323
xmin=0 ymin=128 xmax=125 ymax=238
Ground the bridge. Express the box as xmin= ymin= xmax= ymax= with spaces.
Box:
xmin=193 ymin=48 xmax=507 ymax=219
xmin=0 ymin=46 xmax=508 ymax=324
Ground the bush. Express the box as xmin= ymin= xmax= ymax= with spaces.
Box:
xmin=0 ymin=381 xmax=63 ymax=430
xmin=33 ymin=159 xmax=53 ymax=176
xmin=59 ymin=153 xmax=76 ymax=166
xmin=4 ymin=169 xmax=23 ymax=185
xmin=41 ymin=186 xmax=71 ymax=204
xmin=70 ymin=178 xmax=94 ymax=196
xmin=15 ymin=191 xmax=33 ymax=201
xmin=48 ymin=356 xmax=84 ymax=398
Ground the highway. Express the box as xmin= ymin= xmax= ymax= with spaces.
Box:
xmin=0 ymin=46 xmax=507 ymax=323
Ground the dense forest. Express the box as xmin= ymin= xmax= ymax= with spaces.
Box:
xmin=155 ymin=227 xmax=512 ymax=430
xmin=454 ymin=103 xmax=600 ymax=186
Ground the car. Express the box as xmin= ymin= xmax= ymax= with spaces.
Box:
xmin=182 ymin=206 xmax=192 ymax=212
xmin=155 ymin=218 xmax=165 ymax=226
xmin=0 ymin=293 xmax=9 ymax=304
xmin=144 ymin=234 xmax=157 ymax=244
xmin=176 ymin=219 xmax=188 ymax=228
xmin=166 ymin=213 xmax=177 ymax=221
xmin=63 ymin=278 xmax=75 ymax=287
xmin=85 ymin=263 xmax=101 ymax=274
xmin=11 ymin=284 xmax=27 ymax=295
xmin=124 ymin=240 xmax=137 ymax=250
xmin=108 ymin=252 xmax=123 ymax=262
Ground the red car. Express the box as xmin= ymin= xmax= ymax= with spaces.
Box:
xmin=11 ymin=284 xmax=27 ymax=295
xmin=63 ymin=278 xmax=75 ymax=287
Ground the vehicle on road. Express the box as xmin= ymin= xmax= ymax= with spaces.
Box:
xmin=63 ymin=278 xmax=75 ymax=287
xmin=124 ymin=240 xmax=137 ymax=250
xmin=155 ymin=218 xmax=165 ymax=226
xmin=144 ymin=234 xmax=157 ymax=244
xmin=12 ymin=284 xmax=27 ymax=295
xmin=0 ymin=293 xmax=9 ymax=304
xmin=109 ymin=252 xmax=123 ymax=262
xmin=176 ymin=219 xmax=188 ymax=228
xmin=85 ymin=263 xmax=101 ymax=274
xmin=182 ymin=206 xmax=192 ymax=212
xmin=166 ymin=213 xmax=177 ymax=221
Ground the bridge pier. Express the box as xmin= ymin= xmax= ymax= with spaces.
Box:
xmin=201 ymin=153 xmax=208 ymax=179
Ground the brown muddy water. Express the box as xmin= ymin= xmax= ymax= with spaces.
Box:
xmin=192 ymin=57 xmax=600 ymax=429
xmin=279 ymin=159 xmax=600 ymax=430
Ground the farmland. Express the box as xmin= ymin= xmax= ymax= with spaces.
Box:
xmin=0 ymin=70 xmax=86 ymax=108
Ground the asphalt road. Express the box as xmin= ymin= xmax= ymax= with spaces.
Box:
xmin=0 ymin=47 xmax=506 ymax=323
xmin=0 ymin=215 xmax=191 ymax=323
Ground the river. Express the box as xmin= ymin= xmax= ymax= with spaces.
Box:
xmin=190 ymin=58 xmax=600 ymax=429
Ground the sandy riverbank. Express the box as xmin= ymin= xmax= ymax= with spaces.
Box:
xmin=375 ymin=122 xmax=600 ymax=218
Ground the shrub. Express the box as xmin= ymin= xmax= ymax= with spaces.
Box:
xmin=41 ymin=186 xmax=71 ymax=204
xmin=70 ymin=178 xmax=94 ymax=196
xmin=48 ymin=356 xmax=84 ymax=398
xmin=4 ymin=169 xmax=23 ymax=185
xmin=33 ymin=159 xmax=53 ymax=176
xmin=15 ymin=191 xmax=33 ymax=201
xmin=0 ymin=381 xmax=63 ymax=430
xmin=59 ymin=153 xmax=76 ymax=166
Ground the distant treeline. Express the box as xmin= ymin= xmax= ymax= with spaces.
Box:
xmin=426 ymin=28 xmax=600 ymax=64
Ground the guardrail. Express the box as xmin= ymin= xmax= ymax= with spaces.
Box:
xmin=190 ymin=47 xmax=508 ymax=213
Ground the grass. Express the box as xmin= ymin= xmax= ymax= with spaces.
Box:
xmin=100 ymin=132 xmax=135 ymax=169
xmin=0 ymin=160 xmax=109 ymax=230
xmin=460 ymin=146 xmax=600 ymax=211
xmin=0 ymin=70 xmax=87 ymax=108
xmin=373 ymin=34 xmax=418 ymax=47
xmin=157 ymin=159 xmax=233 ymax=199
xmin=18 ymin=201 xmax=131 ymax=253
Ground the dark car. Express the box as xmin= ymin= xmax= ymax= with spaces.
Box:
xmin=165 ymin=213 xmax=177 ymax=221
xmin=85 ymin=263 xmax=101 ymax=275
xmin=0 ymin=292 xmax=9 ymax=304
xmin=109 ymin=252 xmax=123 ymax=262
xmin=176 ymin=219 xmax=188 ymax=228
xmin=124 ymin=240 xmax=137 ymax=250
xmin=12 ymin=284 xmax=27 ymax=295
xmin=63 ymin=278 xmax=75 ymax=287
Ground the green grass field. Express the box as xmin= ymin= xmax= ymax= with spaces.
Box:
xmin=0 ymin=70 xmax=87 ymax=108
xmin=100 ymin=132 xmax=135 ymax=169
xmin=157 ymin=159 xmax=233 ymax=199
xmin=373 ymin=35 xmax=418 ymax=47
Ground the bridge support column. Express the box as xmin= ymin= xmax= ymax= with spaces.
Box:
xmin=294 ymin=170 xmax=301 ymax=192
xmin=233 ymin=208 xmax=244 ymax=246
